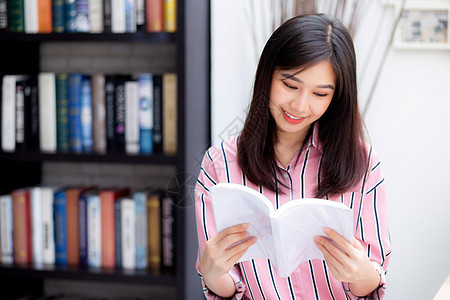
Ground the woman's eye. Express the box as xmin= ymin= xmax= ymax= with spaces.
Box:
xmin=314 ymin=92 xmax=328 ymax=97
xmin=282 ymin=81 xmax=297 ymax=90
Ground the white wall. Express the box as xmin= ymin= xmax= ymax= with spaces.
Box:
xmin=211 ymin=1 xmax=450 ymax=299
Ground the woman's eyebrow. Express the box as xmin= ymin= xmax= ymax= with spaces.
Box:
xmin=280 ymin=73 xmax=335 ymax=90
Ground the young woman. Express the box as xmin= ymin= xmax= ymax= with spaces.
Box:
xmin=195 ymin=14 xmax=391 ymax=299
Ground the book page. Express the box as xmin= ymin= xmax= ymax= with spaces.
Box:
xmin=274 ymin=198 xmax=353 ymax=277
xmin=211 ymin=183 xmax=276 ymax=262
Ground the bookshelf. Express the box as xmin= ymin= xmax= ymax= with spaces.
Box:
xmin=0 ymin=0 xmax=209 ymax=299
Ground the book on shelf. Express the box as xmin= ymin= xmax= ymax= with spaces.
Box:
xmin=87 ymin=191 xmax=101 ymax=268
xmin=138 ymin=73 xmax=154 ymax=155
xmin=125 ymin=80 xmax=139 ymax=154
xmin=52 ymin=0 xmax=64 ymax=32
xmin=120 ymin=196 xmax=136 ymax=269
xmin=146 ymin=0 xmax=163 ymax=32
xmin=0 ymin=195 xmax=13 ymax=264
xmin=161 ymin=193 xmax=174 ymax=271
xmin=99 ymin=187 xmax=129 ymax=268
xmin=162 ymin=73 xmax=177 ymax=155
xmin=79 ymin=188 xmax=98 ymax=266
xmin=53 ymin=188 xmax=68 ymax=265
xmin=0 ymin=0 xmax=7 ymax=31
xmin=114 ymin=75 xmax=131 ymax=153
xmin=24 ymin=0 xmax=38 ymax=33
xmin=89 ymin=0 xmax=103 ymax=33
xmin=147 ymin=190 xmax=161 ymax=272
xmin=2 ymin=75 xmax=19 ymax=152
xmin=30 ymin=187 xmax=44 ymax=265
xmin=9 ymin=0 xmax=25 ymax=32
xmin=92 ymin=74 xmax=107 ymax=154
xmin=38 ymin=72 xmax=57 ymax=153
xmin=11 ymin=188 xmax=33 ymax=265
xmin=66 ymin=186 xmax=95 ymax=266
xmin=37 ymin=0 xmax=52 ymax=33
xmin=124 ymin=0 xmax=136 ymax=33
xmin=111 ymin=0 xmax=126 ymax=33
xmin=133 ymin=191 xmax=148 ymax=269
xmin=211 ymin=183 xmax=354 ymax=278
xmin=15 ymin=75 xmax=33 ymax=152
xmin=68 ymin=73 xmax=83 ymax=154
xmin=163 ymin=0 xmax=176 ymax=32
xmin=81 ymin=76 xmax=93 ymax=153
xmin=56 ymin=73 xmax=69 ymax=153
xmin=75 ymin=0 xmax=90 ymax=32
xmin=152 ymin=74 xmax=163 ymax=153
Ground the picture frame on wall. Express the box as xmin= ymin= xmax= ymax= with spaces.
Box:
xmin=395 ymin=2 xmax=450 ymax=50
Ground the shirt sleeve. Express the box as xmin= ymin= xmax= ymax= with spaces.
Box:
xmin=345 ymin=147 xmax=391 ymax=299
xmin=195 ymin=147 xmax=246 ymax=299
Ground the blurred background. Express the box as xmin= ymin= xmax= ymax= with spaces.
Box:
xmin=210 ymin=0 xmax=450 ymax=299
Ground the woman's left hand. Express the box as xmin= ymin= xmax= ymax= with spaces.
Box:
xmin=313 ymin=228 xmax=380 ymax=296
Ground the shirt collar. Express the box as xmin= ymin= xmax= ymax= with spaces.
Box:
xmin=308 ymin=122 xmax=323 ymax=154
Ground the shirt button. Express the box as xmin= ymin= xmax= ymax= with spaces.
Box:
xmin=283 ymin=173 xmax=288 ymax=179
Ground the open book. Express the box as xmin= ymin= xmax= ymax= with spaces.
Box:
xmin=211 ymin=183 xmax=353 ymax=278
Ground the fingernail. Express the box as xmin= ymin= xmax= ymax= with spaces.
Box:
xmin=323 ymin=227 xmax=330 ymax=234
xmin=313 ymin=236 xmax=321 ymax=243
xmin=251 ymin=237 xmax=257 ymax=243
xmin=242 ymin=223 xmax=250 ymax=229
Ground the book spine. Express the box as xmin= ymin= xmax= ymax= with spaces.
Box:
xmin=162 ymin=73 xmax=177 ymax=155
xmin=135 ymin=0 xmax=144 ymax=29
xmin=29 ymin=75 xmax=40 ymax=151
xmin=64 ymin=0 xmax=77 ymax=32
xmin=12 ymin=189 xmax=32 ymax=265
xmin=37 ymin=0 xmax=52 ymax=33
xmin=111 ymin=0 xmax=125 ymax=33
xmin=134 ymin=192 xmax=147 ymax=269
xmin=163 ymin=0 xmax=176 ymax=32
xmin=161 ymin=196 xmax=174 ymax=270
xmin=68 ymin=73 xmax=83 ymax=154
xmin=75 ymin=0 xmax=89 ymax=32
xmin=42 ymin=187 xmax=55 ymax=264
xmin=31 ymin=187 xmax=43 ymax=265
xmin=100 ymin=191 xmax=115 ymax=268
xmin=2 ymin=75 xmax=16 ymax=152
xmin=138 ymin=73 xmax=153 ymax=155
xmin=125 ymin=80 xmax=139 ymax=154
xmin=22 ymin=78 xmax=33 ymax=151
xmin=114 ymin=198 xmax=122 ymax=268
xmin=65 ymin=188 xmax=80 ymax=266
xmin=121 ymin=198 xmax=135 ymax=269
xmin=114 ymin=77 xmax=127 ymax=153
xmin=124 ymin=0 xmax=135 ymax=32
xmin=152 ymin=74 xmax=163 ymax=153
xmin=87 ymin=194 xmax=101 ymax=267
xmin=0 ymin=195 xmax=13 ymax=264
xmin=24 ymin=0 xmax=38 ymax=33
xmin=56 ymin=73 xmax=69 ymax=152
xmin=51 ymin=0 xmax=64 ymax=32
xmin=147 ymin=193 xmax=161 ymax=272
xmin=9 ymin=0 xmax=25 ymax=32
xmin=145 ymin=0 xmax=162 ymax=32
xmin=105 ymin=75 xmax=116 ymax=153
xmin=92 ymin=74 xmax=106 ymax=154
xmin=78 ymin=192 xmax=88 ymax=266
xmin=38 ymin=72 xmax=57 ymax=153
xmin=15 ymin=80 xmax=26 ymax=151
xmin=81 ymin=76 xmax=93 ymax=153
xmin=53 ymin=189 xmax=67 ymax=265
xmin=103 ymin=0 xmax=111 ymax=33
xmin=89 ymin=0 xmax=103 ymax=33
xmin=0 ymin=0 xmax=8 ymax=31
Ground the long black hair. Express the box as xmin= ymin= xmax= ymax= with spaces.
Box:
xmin=237 ymin=14 xmax=367 ymax=198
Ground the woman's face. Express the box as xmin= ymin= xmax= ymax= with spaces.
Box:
xmin=269 ymin=60 xmax=336 ymax=143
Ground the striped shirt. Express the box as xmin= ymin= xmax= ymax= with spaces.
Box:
xmin=195 ymin=125 xmax=391 ymax=299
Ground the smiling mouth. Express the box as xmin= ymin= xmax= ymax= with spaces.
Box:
xmin=283 ymin=109 xmax=302 ymax=120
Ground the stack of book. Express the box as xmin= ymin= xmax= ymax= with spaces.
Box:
xmin=0 ymin=186 xmax=175 ymax=273
xmin=1 ymin=72 xmax=177 ymax=156
xmin=0 ymin=0 xmax=177 ymax=33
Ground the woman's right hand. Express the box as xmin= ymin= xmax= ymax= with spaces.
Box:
xmin=199 ymin=223 xmax=257 ymax=293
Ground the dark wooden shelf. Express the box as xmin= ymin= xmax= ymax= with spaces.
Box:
xmin=0 ymin=264 xmax=176 ymax=286
xmin=0 ymin=151 xmax=177 ymax=164
xmin=0 ymin=31 xmax=176 ymax=43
